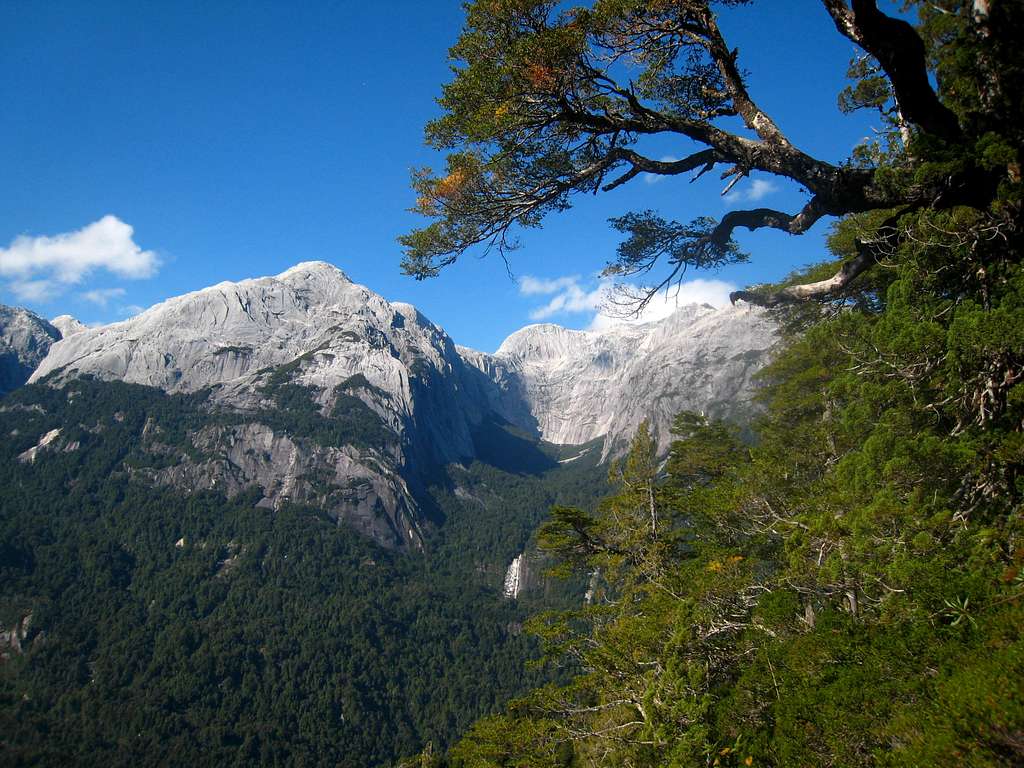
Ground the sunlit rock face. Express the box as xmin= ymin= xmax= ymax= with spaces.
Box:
xmin=461 ymin=302 xmax=777 ymax=457
xmin=50 ymin=315 xmax=87 ymax=338
xmin=31 ymin=262 xmax=487 ymax=548
xmin=33 ymin=262 xmax=485 ymax=463
xmin=0 ymin=305 xmax=61 ymax=396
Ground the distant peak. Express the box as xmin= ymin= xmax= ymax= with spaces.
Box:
xmin=495 ymin=322 xmax=586 ymax=358
xmin=51 ymin=315 xmax=88 ymax=338
xmin=501 ymin=322 xmax=564 ymax=336
xmin=508 ymin=322 xmax=586 ymax=337
xmin=276 ymin=261 xmax=350 ymax=281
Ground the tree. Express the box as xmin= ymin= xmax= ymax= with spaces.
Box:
xmin=395 ymin=6 xmax=1024 ymax=764
xmin=400 ymin=0 xmax=1020 ymax=310
xmin=415 ymin=336 xmax=1024 ymax=766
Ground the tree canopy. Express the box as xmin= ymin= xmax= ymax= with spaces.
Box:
xmin=396 ymin=4 xmax=1024 ymax=765
xmin=400 ymin=0 xmax=1021 ymax=310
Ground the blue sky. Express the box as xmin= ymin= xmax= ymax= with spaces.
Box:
xmin=0 ymin=1 xmax=886 ymax=352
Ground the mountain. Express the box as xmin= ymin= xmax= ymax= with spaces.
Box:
xmin=19 ymin=261 xmax=776 ymax=548
xmin=0 ymin=376 xmax=577 ymax=768
xmin=0 ymin=305 xmax=61 ymax=396
xmin=50 ymin=315 xmax=87 ymax=337
xmin=461 ymin=302 xmax=776 ymax=456
xmin=31 ymin=262 xmax=488 ymax=548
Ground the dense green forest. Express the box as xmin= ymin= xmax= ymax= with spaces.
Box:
xmin=396 ymin=0 xmax=1024 ymax=765
xmin=420 ymin=311 xmax=1023 ymax=765
xmin=0 ymin=380 xmax=604 ymax=766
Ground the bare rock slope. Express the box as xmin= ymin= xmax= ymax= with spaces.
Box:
xmin=50 ymin=315 xmax=87 ymax=338
xmin=461 ymin=303 xmax=776 ymax=456
xmin=0 ymin=305 xmax=61 ymax=396
xmin=34 ymin=262 xmax=483 ymax=458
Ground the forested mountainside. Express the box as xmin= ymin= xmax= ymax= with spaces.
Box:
xmin=420 ymin=311 xmax=1024 ymax=766
xmin=3 ymin=0 xmax=1020 ymax=763
xmin=0 ymin=378 xmax=606 ymax=767
xmin=392 ymin=0 xmax=1024 ymax=764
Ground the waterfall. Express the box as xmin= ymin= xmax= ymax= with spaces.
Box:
xmin=502 ymin=554 xmax=523 ymax=599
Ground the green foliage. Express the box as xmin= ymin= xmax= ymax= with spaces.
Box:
xmin=257 ymin=359 xmax=397 ymax=451
xmin=398 ymin=0 xmax=767 ymax=283
xmin=427 ymin=293 xmax=1024 ymax=763
xmin=666 ymin=412 xmax=746 ymax=488
xmin=7 ymin=7 xmax=1024 ymax=763
xmin=606 ymin=212 xmax=748 ymax=280
xmin=410 ymin=3 xmax=1024 ymax=747
xmin=0 ymin=379 xmax=606 ymax=767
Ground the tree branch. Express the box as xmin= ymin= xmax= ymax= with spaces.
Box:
xmin=405 ymin=1 xmax=978 ymax=295
xmin=820 ymin=0 xmax=963 ymax=141
xmin=700 ymin=8 xmax=793 ymax=147
xmin=556 ymin=66 xmax=853 ymax=199
xmin=729 ymin=249 xmax=874 ymax=306
xmin=710 ymin=198 xmax=829 ymax=246
xmin=601 ymin=148 xmax=721 ymax=192
xmin=730 ymin=210 xmax=908 ymax=306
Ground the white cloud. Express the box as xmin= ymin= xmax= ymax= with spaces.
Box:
xmin=589 ymin=278 xmax=737 ymax=330
xmin=9 ymin=279 xmax=58 ymax=303
xmin=657 ymin=277 xmax=736 ymax=308
xmin=519 ymin=274 xmax=581 ymax=295
xmin=81 ymin=287 xmax=127 ymax=307
xmin=723 ymin=178 xmax=779 ymax=205
xmin=0 ymin=216 xmax=159 ymax=303
xmin=520 ymin=273 xmax=737 ymax=329
xmin=120 ymin=304 xmax=146 ymax=318
xmin=528 ymin=280 xmax=608 ymax=320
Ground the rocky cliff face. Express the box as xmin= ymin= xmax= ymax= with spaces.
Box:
xmin=0 ymin=305 xmax=61 ymax=396
xmin=31 ymin=262 xmax=487 ymax=548
xmin=461 ymin=303 xmax=776 ymax=456
xmin=33 ymin=262 xmax=484 ymax=462
xmin=139 ymin=421 xmax=424 ymax=546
